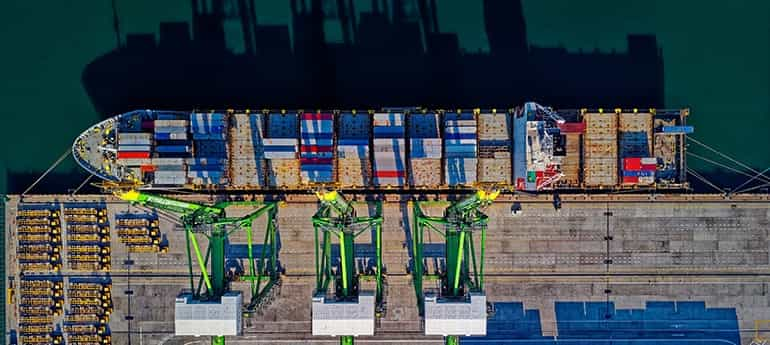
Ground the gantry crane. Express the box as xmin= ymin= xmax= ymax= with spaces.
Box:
xmin=412 ymin=189 xmax=499 ymax=345
xmin=311 ymin=190 xmax=384 ymax=345
xmin=116 ymin=190 xmax=281 ymax=345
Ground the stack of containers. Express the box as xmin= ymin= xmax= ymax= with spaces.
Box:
xmin=152 ymin=115 xmax=191 ymax=185
xmin=653 ymin=117 xmax=678 ymax=182
xmin=189 ymin=113 xmax=228 ymax=186
xmin=619 ymin=112 xmax=655 ymax=186
xmin=264 ymin=113 xmax=300 ymax=187
xmin=477 ymin=112 xmax=511 ymax=184
xmin=116 ymin=132 xmax=151 ymax=167
xmin=557 ymin=122 xmax=586 ymax=186
xmin=299 ymin=112 xmax=335 ymax=184
xmin=337 ymin=112 xmax=371 ymax=187
xmin=444 ymin=112 xmax=477 ymax=186
xmin=372 ymin=112 xmax=406 ymax=186
xmin=583 ymin=112 xmax=618 ymax=187
xmin=229 ymin=113 xmax=265 ymax=188
xmin=622 ymin=157 xmax=657 ymax=185
xmin=408 ymin=112 xmax=442 ymax=186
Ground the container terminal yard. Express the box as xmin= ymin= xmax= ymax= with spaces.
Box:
xmin=5 ymin=104 xmax=770 ymax=345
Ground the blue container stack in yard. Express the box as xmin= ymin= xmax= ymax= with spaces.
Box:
xmin=188 ymin=113 xmax=228 ymax=185
xmin=372 ymin=112 xmax=407 ymax=186
xmin=337 ymin=112 xmax=371 ymax=187
xmin=299 ymin=113 xmax=335 ymax=183
xmin=264 ymin=113 xmax=300 ymax=187
xmin=444 ymin=113 xmax=478 ymax=186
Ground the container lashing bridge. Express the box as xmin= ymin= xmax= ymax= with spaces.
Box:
xmin=412 ymin=189 xmax=499 ymax=345
xmin=116 ymin=189 xmax=281 ymax=345
xmin=311 ymin=190 xmax=384 ymax=345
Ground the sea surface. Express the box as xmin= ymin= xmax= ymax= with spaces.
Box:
xmin=1 ymin=0 xmax=768 ymax=194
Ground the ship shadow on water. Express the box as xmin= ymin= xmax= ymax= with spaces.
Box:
xmin=13 ymin=1 xmax=755 ymax=194
xmin=81 ymin=0 xmax=664 ymax=116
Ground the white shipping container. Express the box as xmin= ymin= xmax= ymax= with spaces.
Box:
xmin=118 ymin=133 xmax=152 ymax=140
xmin=118 ymin=138 xmax=152 ymax=145
xmin=118 ymin=158 xmax=152 ymax=166
xmin=154 ymin=120 xmax=189 ymax=127
xmin=373 ymin=113 xmax=404 ymax=121
xmin=264 ymin=151 xmax=297 ymax=159
xmin=152 ymin=158 xmax=185 ymax=165
xmin=262 ymin=138 xmax=298 ymax=146
xmin=445 ymin=126 xmax=477 ymax=134
xmin=445 ymin=120 xmax=476 ymax=127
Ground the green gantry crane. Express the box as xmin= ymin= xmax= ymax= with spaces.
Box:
xmin=117 ymin=190 xmax=281 ymax=345
xmin=412 ymin=189 xmax=499 ymax=345
xmin=311 ymin=190 xmax=384 ymax=345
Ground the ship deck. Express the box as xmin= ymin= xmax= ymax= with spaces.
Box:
xmin=4 ymin=194 xmax=770 ymax=344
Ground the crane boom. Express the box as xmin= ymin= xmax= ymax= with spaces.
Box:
xmin=117 ymin=190 xmax=223 ymax=217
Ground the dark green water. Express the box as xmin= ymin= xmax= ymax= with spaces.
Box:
xmin=1 ymin=0 xmax=768 ymax=194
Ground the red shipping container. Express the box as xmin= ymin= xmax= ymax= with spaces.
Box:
xmin=300 ymin=158 xmax=333 ymax=165
xmin=140 ymin=164 xmax=156 ymax=172
xmin=558 ymin=122 xmax=586 ymax=133
xmin=535 ymin=171 xmax=544 ymax=178
xmin=141 ymin=120 xmax=154 ymax=129
xmin=301 ymin=113 xmax=333 ymax=120
xmin=623 ymin=158 xmax=641 ymax=170
xmin=641 ymin=164 xmax=657 ymax=171
xmin=300 ymin=145 xmax=334 ymax=153
xmin=623 ymin=176 xmax=639 ymax=184
xmin=117 ymin=151 xmax=150 ymax=159
xmin=374 ymin=171 xmax=405 ymax=178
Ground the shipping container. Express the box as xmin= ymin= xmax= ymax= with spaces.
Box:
xmin=267 ymin=113 xmax=299 ymax=138
xmin=117 ymin=145 xmax=151 ymax=152
xmin=557 ymin=122 xmax=586 ymax=133
xmin=338 ymin=112 xmax=371 ymax=186
xmin=154 ymin=120 xmax=189 ymax=127
xmin=409 ymin=112 xmax=441 ymax=186
xmin=373 ymin=115 xmax=406 ymax=186
xmin=118 ymin=133 xmax=152 ymax=140
xmin=117 ymin=152 xmax=150 ymax=159
xmin=299 ymin=113 xmax=334 ymax=184
xmin=660 ymin=126 xmax=694 ymax=134
xmin=266 ymin=158 xmax=300 ymax=187
xmin=156 ymin=145 xmax=191 ymax=153
xmin=230 ymin=110 xmax=265 ymax=186
xmin=583 ymin=112 xmax=618 ymax=187
xmin=444 ymin=114 xmax=478 ymax=186
xmin=154 ymin=126 xmax=188 ymax=134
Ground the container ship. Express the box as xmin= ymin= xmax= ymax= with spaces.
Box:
xmin=72 ymin=103 xmax=691 ymax=192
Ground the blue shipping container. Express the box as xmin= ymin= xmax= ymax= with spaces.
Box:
xmin=156 ymin=145 xmax=191 ymax=153
xmin=188 ymin=165 xmax=225 ymax=171
xmin=300 ymin=164 xmax=334 ymax=171
xmin=661 ymin=126 xmax=694 ymax=134
xmin=338 ymin=139 xmax=368 ymax=146
xmin=262 ymin=145 xmax=298 ymax=152
xmin=623 ymin=170 xmax=655 ymax=177
xmin=444 ymin=133 xmax=476 ymax=140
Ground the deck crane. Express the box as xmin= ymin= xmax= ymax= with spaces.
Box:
xmin=115 ymin=190 xmax=281 ymax=345
xmin=412 ymin=189 xmax=500 ymax=345
xmin=311 ymin=190 xmax=384 ymax=345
